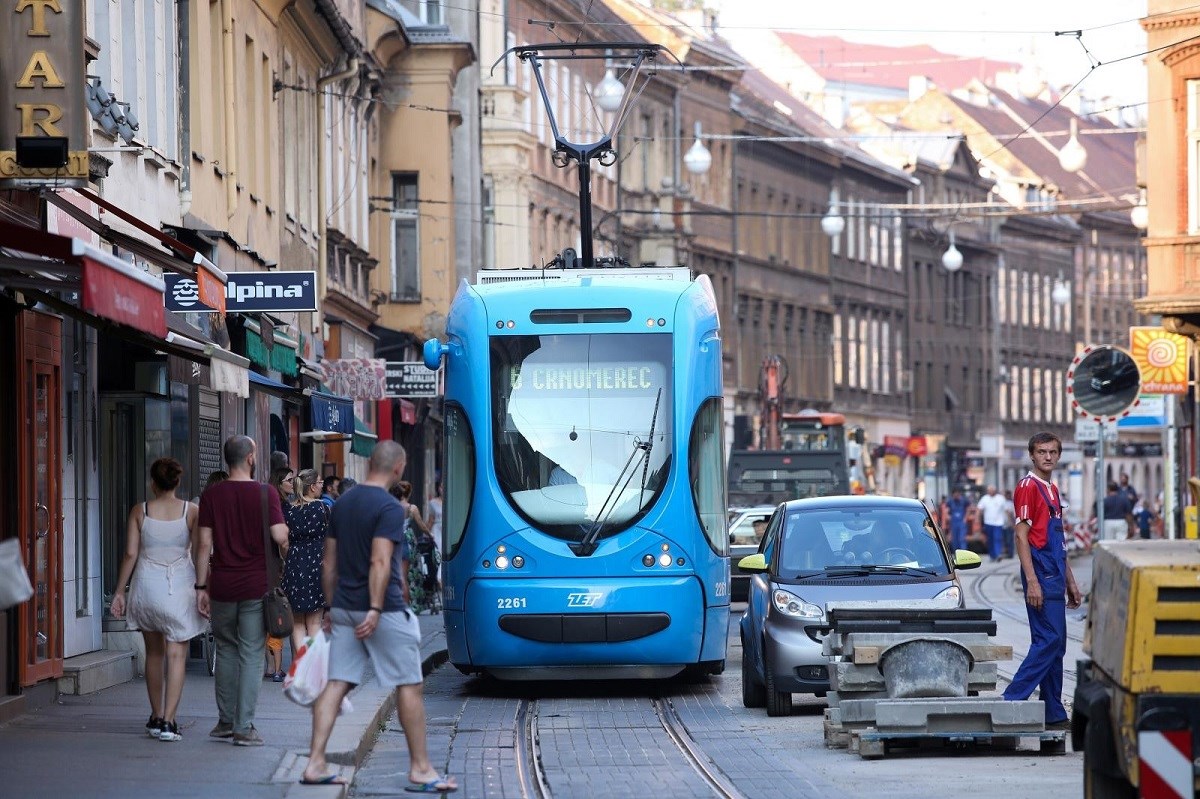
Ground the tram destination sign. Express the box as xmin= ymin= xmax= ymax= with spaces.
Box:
xmin=385 ymin=361 xmax=437 ymax=398
xmin=164 ymin=271 xmax=317 ymax=313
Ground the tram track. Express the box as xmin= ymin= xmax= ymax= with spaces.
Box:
xmin=512 ymin=694 xmax=746 ymax=799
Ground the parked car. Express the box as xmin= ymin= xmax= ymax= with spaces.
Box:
xmin=738 ymin=495 xmax=981 ymax=716
xmin=728 ymin=505 xmax=776 ymax=601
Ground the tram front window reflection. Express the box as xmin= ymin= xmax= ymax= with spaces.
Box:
xmin=490 ymin=334 xmax=673 ymax=541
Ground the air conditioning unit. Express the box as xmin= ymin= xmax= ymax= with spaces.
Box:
xmin=897 ymin=369 xmax=913 ymax=393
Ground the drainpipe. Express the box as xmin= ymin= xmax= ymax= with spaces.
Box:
xmin=178 ymin=0 xmax=191 ymax=216
xmin=221 ymin=0 xmax=237 ymax=218
xmin=315 ymin=57 xmax=359 ymax=334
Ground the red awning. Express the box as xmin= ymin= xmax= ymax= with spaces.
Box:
xmin=0 ymin=220 xmax=166 ymax=338
xmin=43 ymin=189 xmax=227 ymax=312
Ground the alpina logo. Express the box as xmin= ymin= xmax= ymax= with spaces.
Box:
xmin=172 ymin=278 xmax=200 ymax=307
xmin=227 ymin=279 xmax=308 ymax=302
xmin=163 ymin=272 xmax=317 ymax=313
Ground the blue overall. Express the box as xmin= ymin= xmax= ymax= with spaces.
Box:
xmin=947 ymin=496 xmax=970 ymax=550
xmin=1002 ymin=480 xmax=1068 ymax=723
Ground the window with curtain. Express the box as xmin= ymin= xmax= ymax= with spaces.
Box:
xmin=391 ymin=173 xmax=420 ymax=301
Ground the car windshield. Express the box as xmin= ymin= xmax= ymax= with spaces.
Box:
xmin=775 ymin=505 xmax=949 ymax=578
xmin=490 ymin=333 xmax=672 ymax=541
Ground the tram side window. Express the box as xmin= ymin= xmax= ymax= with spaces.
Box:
xmin=443 ymin=404 xmax=475 ymax=560
xmin=689 ymin=397 xmax=728 ymax=555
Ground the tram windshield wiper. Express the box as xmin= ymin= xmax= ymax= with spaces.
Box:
xmin=571 ymin=388 xmax=662 ymax=557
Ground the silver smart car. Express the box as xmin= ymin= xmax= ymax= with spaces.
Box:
xmin=738 ymin=495 xmax=981 ymax=716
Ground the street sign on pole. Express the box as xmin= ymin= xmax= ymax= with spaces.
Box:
xmin=1074 ymin=417 xmax=1118 ymax=443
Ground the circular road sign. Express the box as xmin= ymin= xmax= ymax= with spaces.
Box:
xmin=1067 ymin=345 xmax=1142 ymax=420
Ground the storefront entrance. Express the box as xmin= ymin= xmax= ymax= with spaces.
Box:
xmin=17 ymin=311 xmax=62 ymax=686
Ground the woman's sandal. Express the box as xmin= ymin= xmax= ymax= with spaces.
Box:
xmin=405 ymin=774 xmax=457 ymax=793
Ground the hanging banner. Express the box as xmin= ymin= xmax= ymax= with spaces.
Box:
xmin=324 ymin=358 xmax=387 ymax=401
xmin=1129 ymin=327 xmax=1189 ymax=394
xmin=0 ymin=0 xmax=88 ymax=187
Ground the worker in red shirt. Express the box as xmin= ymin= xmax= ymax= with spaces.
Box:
xmin=1002 ymin=432 xmax=1083 ymax=729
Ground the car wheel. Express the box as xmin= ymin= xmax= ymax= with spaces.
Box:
xmin=741 ymin=650 xmax=765 ymax=708
xmin=765 ymin=663 xmax=792 ymax=717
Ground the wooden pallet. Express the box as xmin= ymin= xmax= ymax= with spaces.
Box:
xmin=849 ymin=729 xmax=1068 ymax=760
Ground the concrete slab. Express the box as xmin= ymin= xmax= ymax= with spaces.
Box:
xmin=829 ymin=660 xmax=998 ymax=693
xmin=824 ymin=631 xmax=993 ymax=658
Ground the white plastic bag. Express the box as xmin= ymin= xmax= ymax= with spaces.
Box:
xmin=283 ymin=632 xmax=353 ymax=715
xmin=283 ymin=632 xmax=329 ymax=707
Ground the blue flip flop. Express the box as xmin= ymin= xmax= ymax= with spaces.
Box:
xmin=405 ymin=775 xmax=458 ymax=793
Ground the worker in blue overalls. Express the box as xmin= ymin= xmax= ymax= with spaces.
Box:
xmin=1003 ymin=431 xmax=1083 ymax=728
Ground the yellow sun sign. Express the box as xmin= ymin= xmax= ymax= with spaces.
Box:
xmin=1129 ymin=327 xmax=1190 ymax=394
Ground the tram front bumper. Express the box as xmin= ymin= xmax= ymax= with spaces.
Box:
xmin=453 ymin=576 xmax=707 ymax=669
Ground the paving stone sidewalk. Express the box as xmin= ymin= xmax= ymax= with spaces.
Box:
xmin=0 ymin=613 xmax=446 ymax=799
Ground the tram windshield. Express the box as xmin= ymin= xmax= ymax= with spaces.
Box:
xmin=490 ymin=333 xmax=673 ymax=541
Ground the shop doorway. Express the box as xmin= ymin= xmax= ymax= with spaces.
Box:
xmin=18 ymin=311 xmax=62 ymax=686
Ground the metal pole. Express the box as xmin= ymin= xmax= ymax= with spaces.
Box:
xmin=1096 ymin=418 xmax=1105 ymax=540
xmin=578 ymin=157 xmax=594 ymax=269
xmin=1165 ymin=396 xmax=1177 ymax=539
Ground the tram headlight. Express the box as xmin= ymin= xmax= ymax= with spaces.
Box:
xmin=642 ymin=554 xmax=655 ymax=567
xmin=497 ymin=544 xmax=507 ymax=554
xmin=771 ymin=589 xmax=823 ymax=619
xmin=496 ymin=556 xmax=509 ymax=570
xmin=931 ymin=585 xmax=962 ymax=608
xmin=658 ymin=553 xmax=672 ymax=567
xmin=512 ymin=555 xmax=524 ymax=569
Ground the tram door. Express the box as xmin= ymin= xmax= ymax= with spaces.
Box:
xmin=17 ymin=311 xmax=62 ymax=686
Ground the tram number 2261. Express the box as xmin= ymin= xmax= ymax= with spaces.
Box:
xmin=497 ymin=597 xmax=527 ymax=609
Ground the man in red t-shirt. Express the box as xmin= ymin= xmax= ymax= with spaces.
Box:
xmin=195 ymin=435 xmax=289 ymax=746
xmin=1002 ymin=432 xmax=1083 ymax=729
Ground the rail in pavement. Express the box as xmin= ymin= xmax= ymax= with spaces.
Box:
xmin=0 ymin=612 xmax=447 ymax=799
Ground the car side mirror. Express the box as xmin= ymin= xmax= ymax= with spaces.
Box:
xmin=737 ymin=553 xmax=768 ymax=573
xmin=954 ymin=550 xmax=982 ymax=570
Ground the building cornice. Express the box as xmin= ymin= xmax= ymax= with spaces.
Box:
xmin=1141 ymin=13 xmax=1200 ymax=32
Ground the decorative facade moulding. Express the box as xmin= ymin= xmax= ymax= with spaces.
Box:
xmin=1141 ymin=14 xmax=1200 ymax=32
xmin=1162 ymin=40 xmax=1200 ymax=67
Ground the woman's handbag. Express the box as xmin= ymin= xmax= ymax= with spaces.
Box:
xmin=259 ymin=487 xmax=293 ymax=637
xmin=0 ymin=538 xmax=34 ymax=611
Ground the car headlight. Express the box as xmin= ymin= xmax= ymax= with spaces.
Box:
xmin=931 ymin=585 xmax=962 ymax=607
xmin=771 ymin=589 xmax=823 ymax=619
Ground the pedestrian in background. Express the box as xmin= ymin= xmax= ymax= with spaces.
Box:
xmin=1117 ymin=474 xmax=1139 ymax=538
xmin=300 ymin=441 xmax=457 ymax=792
xmin=946 ymin=488 xmax=971 ymax=551
xmin=1100 ymin=482 xmax=1132 ymax=542
xmin=338 ymin=477 xmax=358 ymax=496
xmin=391 ymin=481 xmax=433 ymax=613
xmin=264 ymin=466 xmax=295 ymax=680
xmin=320 ymin=476 xmax=339 ymax=509
xmin=1133 ymin=500 xmax=1156 ymax=540
xmin=283 ymin=469 xmax=331 ymax=655
xmin=109 ymin=458 xmax=206 ymax=742
xmin=195 ymin=435 xmax=290 ymax=746
xmin=1003 ymin=432 xmax=1083 ymax=729
xmin=1002 ymin=489 xmax=1016 ymax=560
xmin=976 ymin=485 xmax=1007 ymax=563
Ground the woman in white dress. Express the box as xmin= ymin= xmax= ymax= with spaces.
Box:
xmin=110 ymin=458 xmax=206 ymax=742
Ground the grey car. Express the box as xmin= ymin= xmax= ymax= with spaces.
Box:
xmin=738 ymin=495 xmax=981 ymax=716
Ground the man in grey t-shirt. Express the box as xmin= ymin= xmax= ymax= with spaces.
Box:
xmin=300 ymin=441 xmax=456 ymax=792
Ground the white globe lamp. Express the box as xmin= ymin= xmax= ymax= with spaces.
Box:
xmin=941 ymin=230 xmax=963 ymax=272
xmin=595 ymin=69 xmax=624 ymax=114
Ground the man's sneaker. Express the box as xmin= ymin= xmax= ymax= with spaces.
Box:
xmin=146 ymin=715 xmax=164 ymax=738
xmin=232 ymin=726 xmax=264 ymax=746
xmin=208 ymin=722 xmax=234 ymax=739
xmin=272 ymin=670 xmax=285 ymax=683
xmin=158 ymin=721 xmax=182 ymax=742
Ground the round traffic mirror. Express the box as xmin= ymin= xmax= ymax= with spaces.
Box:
xmin=1068 ymin=345 xmax=1141 ymax=419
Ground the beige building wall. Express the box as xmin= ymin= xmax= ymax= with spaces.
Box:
xmin=186 ymin=0 xmax=281 ymax=271
xmin=367 ymin=8 xmax=473 ymax=340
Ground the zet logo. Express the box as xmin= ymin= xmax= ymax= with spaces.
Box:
xmin=566 ymin=592 xmax=602 ymax=608
xmin=172 ymin=278 xmax=200 ymax=308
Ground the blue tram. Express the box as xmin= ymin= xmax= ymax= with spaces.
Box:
xmin=423 ymin=266 xmax=729 ymax=679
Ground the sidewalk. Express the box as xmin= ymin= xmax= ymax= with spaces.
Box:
xmin=0 ymin=613 xmax=447 ymax=799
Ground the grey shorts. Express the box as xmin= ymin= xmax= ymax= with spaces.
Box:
xmin=328 ymin=607 xmax=423 ymax=687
